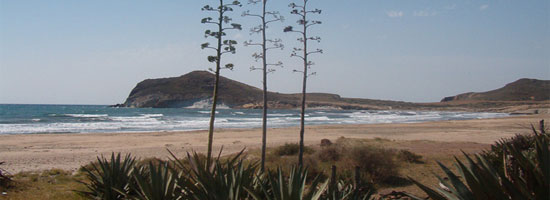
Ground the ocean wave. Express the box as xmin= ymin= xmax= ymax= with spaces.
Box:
xmin=64 ymin=114 xmax=109 ymax=118
xmin=110 ymin=116 xmax=159 ymax=122
xmin=306 ymin=116 xmax=331 ymax=121
xmin=185 ymin=99 xmax=230 ymax=109
xmin=198 ymin=111 xmax=219 ymax=114
xmin=140 ymin=114 xmax=163 ymax=117
xmin=0 ymin=105 xmax=510 ymax=134
xmin=268 ymin=113 xmax=294 ymax=117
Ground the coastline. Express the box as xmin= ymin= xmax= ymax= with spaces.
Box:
xmin=0 ymin=114 xmax=548 ymax=173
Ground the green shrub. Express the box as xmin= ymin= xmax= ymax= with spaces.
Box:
xmin=274 ymin=143 xmax=315 ymax=156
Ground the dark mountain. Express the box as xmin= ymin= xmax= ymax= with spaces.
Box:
xmin=441 ymin=78 xmax=550 ymax=102
xmin=119 ymin=71 xmax=549 ymax=112
xmin=122 ymin=70 xmax=384 ymax=109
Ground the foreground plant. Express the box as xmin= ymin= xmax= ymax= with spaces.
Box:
xmin=77 ymin=153 xmax=136 ymax=200
xmin=408 ymin=126 xmax=550 ymax=200
xmin=247 ymin=166 xmax=328 ymax=200
xmin=0 ymin=161 xmax=12 ymax=190
xmin=171 ymin=149 xmax=258 ymax=200
xmin=131 ymin=162 xmax=179 ymax=200
xmin=322 ymin=166 xmax=373 ymax=200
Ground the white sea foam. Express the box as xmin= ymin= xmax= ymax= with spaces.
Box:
xmin=0 ymin=108 xmax=510 ymax=134
xmin=65 ymin=114 xmax=109 ymax=118
xmin=185 ymin=99 xmax=230 ymax=109
xmin=110 ymin=116 xmax=159 ymax=122
xmin=198 ymin=111 xmax=219 ymax=114
xmin=268 ymin=113 xmax=294 ymax=117
xmin=306 ymin=116 xmax=331 ymax=121
xmin=140 ymin=114 xmax=163 ymax=117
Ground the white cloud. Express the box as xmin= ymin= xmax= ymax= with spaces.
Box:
xmin=479 ymin=4 xmax=489 ymax=11
xmin=445 ymin=4 xmax=457 ymax=10
xmin=386 ymin=10 xmax=404 ymax=18
xmin=413 ymin=10 xmax=437 ymax=17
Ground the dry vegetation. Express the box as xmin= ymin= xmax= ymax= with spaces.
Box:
xmin=1 ymin=137 xmax=484 ymax=199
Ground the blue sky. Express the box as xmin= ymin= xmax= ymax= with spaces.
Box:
xmin=1 ymin=0 xmax=548 ymax=104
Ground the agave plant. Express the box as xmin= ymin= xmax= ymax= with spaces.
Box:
xmin=130 ymin=161 xmax=180 ymax=200
xmin=322 ymin=166 xmax=373 ymax=200
xmin=323 ymin=180 xmax=354 ymax=200
xmin=247 ymin=166 xmax=329 ymax=200
xmin=170 ymin=149 xmax=259 ymax=200
xmin=77 ymin=153 xmax=137 ymax=200
xmin=408 ymin=128 xmax=549 ymax=200
xmin=0 ymin=161 xmax=12 ymax=190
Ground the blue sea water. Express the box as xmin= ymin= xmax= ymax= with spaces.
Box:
xmin=0 ymin=104 xmax=509 ymax=134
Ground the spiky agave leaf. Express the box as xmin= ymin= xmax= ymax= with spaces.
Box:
xmin=407 ymin=128 xmax=550 ymax=200
xmin=248 ymin=166 xmax=328 ymax=200
xmin=77 ymin=153 xmax=137 ymax=200
xmin=131 ymin=161 xmax=180 ymax=200
xmin=173 ymin=149 xmax=258 ymax=200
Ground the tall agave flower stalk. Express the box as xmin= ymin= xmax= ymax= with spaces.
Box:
xmin=201 ymin=0 xmax=242 ymax=167
xmin=284 ymin=0 xmax=323 ymax=167
xmin=242 ymin=0 xmax=284 ymax=172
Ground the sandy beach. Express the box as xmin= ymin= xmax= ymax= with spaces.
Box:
xmin=0 ymin=114 xmax=548 ymax=173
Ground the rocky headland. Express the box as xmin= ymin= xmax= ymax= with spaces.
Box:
xmin=118 ymin=71 xmax=549 ymax=113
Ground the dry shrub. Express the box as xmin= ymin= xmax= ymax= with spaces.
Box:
xmin=397 ymin=150 xmax=423 ymax=163
xmin=274 ymin=143 xmax=315 ymax=156
xmin=318 ymin=146 xmax=341 ymax=162
xmin=303 ymin=155 xmax=327 ymax=181
xmin=340 ymin=146 xmax=399 ymax=183
xmin=320 ymin=139 xmax=333 ymax=147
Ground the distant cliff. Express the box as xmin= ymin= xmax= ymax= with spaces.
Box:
xmin=119 ymin=71 xmax=549 ymax=112
xmin=122 ymin=71 xmax=362 ymax=109
xmin=441 ymin=78 xmax=550 ymax=102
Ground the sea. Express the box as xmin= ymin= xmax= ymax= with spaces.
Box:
xmin=0 ymin=104 xmax=509 ymax=134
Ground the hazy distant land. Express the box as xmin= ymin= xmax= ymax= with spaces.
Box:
xmin=118 ymin=71 xmax=550 ymax=113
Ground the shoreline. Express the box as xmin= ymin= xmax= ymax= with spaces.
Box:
xmin=0 ymin=114 xmax=548 ymax=173
xmin=1 ymin=109 xmax=514 ymax=135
